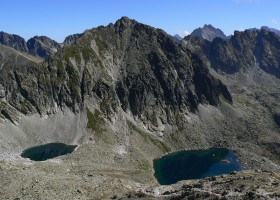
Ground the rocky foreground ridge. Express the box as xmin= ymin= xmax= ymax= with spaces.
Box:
xmin=0 ymin=17 xmax=279 ymax=199
xmin=122 ymin=170 xmax=280 ymax=199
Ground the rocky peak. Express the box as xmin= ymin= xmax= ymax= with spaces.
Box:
xmin=0 ymin=31 xmax=28 ymax=52
xmin=113 ymin=16 xmax=137 ymax=34
xmin=173 ymin=34 xmax=183 ymax=43
xmin=27 ymin=36 xmax=61 ymax=58
xmin=190 ymin=24 xmax=227 ymax=42
xmin=63 ymin=33 xmax=82 ymax=46
xmin=116 ymin=16 xmax=135 ymax=25
xmin=62 ymin=17 xmax=231 ymax=117
xmin=203 ymin=24 xmax=215 ymax=29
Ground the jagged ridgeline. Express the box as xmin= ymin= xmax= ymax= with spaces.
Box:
xmin=184 ymin=29 xmax=280 ymax=77
xmin=0 ymin=17 xmax=231 ymax=126
xmin=0 ymin=32 xmax=61 ymax=58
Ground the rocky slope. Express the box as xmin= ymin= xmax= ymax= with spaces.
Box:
xmin=183 ymin=27 xmax=280 ymax=169
xmin=0 ymin=44 xmax=43 ymax=123
xmin=63 ymin=33 xmax=82 ymax=46
xmin=0 ymin=17 xmax=279 ymax=199
xmin=123 ymin=170 xmax=280 ymax=199
xmin=190 ymin=24 xmax=227 ymax=42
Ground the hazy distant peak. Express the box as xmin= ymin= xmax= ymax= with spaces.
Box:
xmin=173 ymin=34 xmax=183 ymax=43
xmin=261 ymin=26 xmax=280 ymax=36
xmin=203 ymin=24 xmax=215 ymax=29
xmin=190 ymin=24 xmax=227 ymax=42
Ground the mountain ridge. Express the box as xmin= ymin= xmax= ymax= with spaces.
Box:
xmin=1 ymin=23 xmax=279 ymax=58
xmin=0 ymin=17 xmax=279 ymax=199
xmin=183 ymin=28 xmax=280 ymax=78
xmin=0 ymin=31 xmax=61 ymax=58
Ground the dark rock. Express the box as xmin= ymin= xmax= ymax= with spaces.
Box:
xmin=274 ymin=113 xmax=280 ymax=127
xmin=0 ymin=31 xmax=28 ymax=52
xmin=27 ymin=36 xmax=61 ymax=58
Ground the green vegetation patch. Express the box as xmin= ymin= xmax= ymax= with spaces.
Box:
xmin=87 ymin=108 xmax=105 ymax=133
xmin=95 ymin=37 xmax=105 ymax=55
xmin=81 ymin=45 xmax=95 ymax=61
xmin=64 ymin=46 xmax=81 ymax=63
xmin=128 ymin=121 xmax=170 ymax=153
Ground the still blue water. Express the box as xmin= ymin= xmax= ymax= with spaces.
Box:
xmin=153 ymin=148 xmax=246 ymax=185
xmin=21 ymin=143 xmax=77 ymax=161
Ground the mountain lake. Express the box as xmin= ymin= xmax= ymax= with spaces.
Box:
xmin=153 ymin=148 xmax=247 ymax=185
xmin=21 ymin=143 xmax=77 ymax=161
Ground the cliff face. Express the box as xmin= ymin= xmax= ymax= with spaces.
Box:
xmin=0 ymin=17 xmax=231 ymax=129
xmin=0 ymin=44 xmax=42 ymax=123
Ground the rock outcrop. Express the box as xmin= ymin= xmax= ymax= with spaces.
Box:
xmin=125 ymin=170 xmax=280 ymax=199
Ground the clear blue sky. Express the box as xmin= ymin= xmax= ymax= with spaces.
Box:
xmin=0 ymin=0 xmax=279 ymax=42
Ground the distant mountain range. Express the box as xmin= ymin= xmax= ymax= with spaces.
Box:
xmin=173 ymin=25 xmax=280 ymax=42
xmin=1 ymin=24 xmax=279 ymax=59
xmin=0 ymin=31 xmax=61 ymax=58
xmin=183 ymin=28 xmax=280 ymax=77
xmin=0 ymin=31 xmax=82 ymax=58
